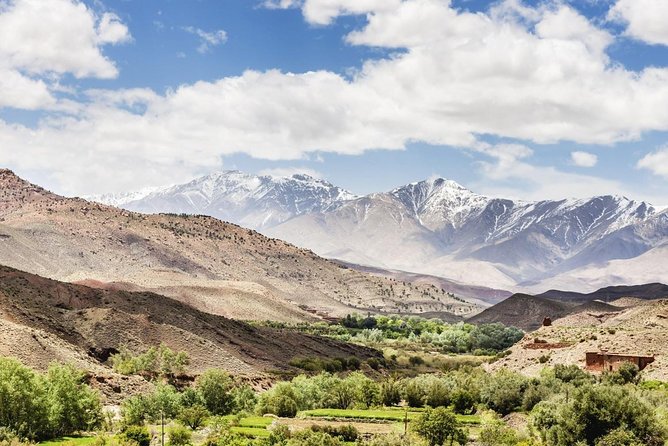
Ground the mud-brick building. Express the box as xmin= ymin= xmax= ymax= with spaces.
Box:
xmin=585 ymin=351 xmax=655 ymax=372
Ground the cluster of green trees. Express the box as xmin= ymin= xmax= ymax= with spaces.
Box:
xmin=0 ymin=358 xmax=102 ymax=441
xmin=122 ymin=369 xmax=256 ymax=428
xmin=261 ymin=315 xmax=524 ymax=355
xmin=3 ymin=350 xmax=666 ymax=446
xmin=110 ymin=345 xmax=189 ymax=380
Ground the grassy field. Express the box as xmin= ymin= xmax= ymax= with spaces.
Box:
xmin=230 ymin=426 xmax=271 ymax=438
xmin=299 ymin=408 xmax=480 ymax=425
xmin=40 ymin=437 xmax=97 ymax=446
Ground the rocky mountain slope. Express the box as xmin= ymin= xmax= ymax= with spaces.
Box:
xmin=93 ymin=172 xmax=668 ymax=293
xmin=0 ymin=264 xmax=380 ymax=391
xmin=91 ymin=171 xmax=358 ymax=230
xmin=0 ymin=169 xmax=479 ymax=321
xmin=489 ymin=298 xmax=668 ymax=381
xmin=269 ymin=178 xmax=667 ymax=292
xmin=469 ymin=283 xmax=668 ymax=331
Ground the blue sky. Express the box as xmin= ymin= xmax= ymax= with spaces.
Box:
xmin=2 ymin=0 xmax=668 ymax=204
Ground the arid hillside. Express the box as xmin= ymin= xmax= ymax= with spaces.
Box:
xmin=468 ymin=283 xmax=668 ymax=331
xmin=0 ymin=169 xmax=480 ymax=321
xmin=489 ymin=298 xmax=668 ymax=380
xmin=0 ymin=264 xmax=380 ymax=382
xmin=467 ymin=294 xmax=574 ymax=331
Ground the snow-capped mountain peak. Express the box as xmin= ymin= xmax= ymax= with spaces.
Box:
xmin=91 ymin=170 xmax=358 ymax=230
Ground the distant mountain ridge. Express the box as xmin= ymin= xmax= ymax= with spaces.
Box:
xmin=469 ymin=282 xmax=668 ymax=331
xmin=90 ymin=171 xmax=668 ymax=293
xmin=90 ymin=170 xmax=358 ymax=230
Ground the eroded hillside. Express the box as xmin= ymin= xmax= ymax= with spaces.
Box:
xmin=0 ymin=169 xmax=480 ymax=321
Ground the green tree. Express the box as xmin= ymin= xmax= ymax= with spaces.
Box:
xmin=167 ymin=424 xmax=192 ymax=446
xmin=602 ymin=363 xmax=640 ymax=386
xmin=0 ymin=357 xmax=48 ymax=440
xmin=478 ymin=415 xmax=521 ymax=446
xmin=413 ymin=407 xmax=468 ymax=446
xmin=481 ymin=370 xmax=527 ymax=415
xmin=196 ymin=370 xmax=235 ymax=415
xmin=257 ymin=382 xmax=300 ymax=418
xmin=380 ymin=379 xmax=401 ymax=407
xmin=121 ymin=425 xmax=151 ymax=446
xmin=595 ymin=428 xmax=644 ymax=446
xmin=532 ymin=385 xmax=665 ymax=446
xmin=286 ymin=430 xmax=340 ymax=446
xmin=45 ymin=363 xmax=102 ymax=437
xmin=178 ymin=405 xmax=209 ymax=430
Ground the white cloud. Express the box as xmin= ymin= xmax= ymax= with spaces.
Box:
xmin=0 ymin=0 xmax=130 ymax=77
xmin=637 ymin=147 xmax=668 ymax=179
xmin=571 ymin=151 xmax=598 ymax=167
xmin=5 ymin=0 xmax=668 ymax=195
xmin=472 ymin=144 xmax=633 ymax=201
xmin=609 ymin=0 xmax=668 ymax=46
xmin=183 ymin=26 xmax=228 ymax=53
xmin=257 ymin=167 xmax=324 ymax=179
xmin=97 ymin=12 xmax=132 ymax=45
xmin=0 ymin=0 xmax=130 ymax=109
xmin=262 ymin=0 xmax=300 ymax=10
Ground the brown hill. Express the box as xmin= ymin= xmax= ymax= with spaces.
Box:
xmin=489 ymin=299 xmax=668 ymax=380
xmin=468 ymin=282 xmax=668 ymax=332
xmin=0 ymin=264 xmax=380 ymax=381
xmin=0 ymin=169 xmax=480 ymax=321
xmin=536 ymin=283 xmax=668 ymax=303
xmin=467 ymin=294 xmax=573 ymax=331
xmin=333 ymin=260 xmax=512 ymax=306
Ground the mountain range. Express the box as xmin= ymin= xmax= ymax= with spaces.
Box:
xmin=92 ymin=171 xmax=668 ymax=293
xmin=0 ymin=169 xmax=477 ymax=323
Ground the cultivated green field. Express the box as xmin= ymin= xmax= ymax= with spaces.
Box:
xmin=299 ymin=408 xmax=480 ymax=425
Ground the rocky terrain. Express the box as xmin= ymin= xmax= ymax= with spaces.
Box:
xmin=0 ymin=169 xmax=479 ymax=321
xmin=0 ymin=264 xmax=381 ymax=384
xmin=489 ymin=298 xmax=668 ymax=381
xmin=93 ymin=171 xmax=668 ymax=293
xmin=469 ymin=283 xmax=667 ymax=331
xmin=90 ymin=170 xmax=357 ymax=230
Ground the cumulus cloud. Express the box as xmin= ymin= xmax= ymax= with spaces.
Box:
xmin=637 ymin=147 xmax=668 ymax=179
xmin=5 ymin=0 xmax=668 ymax=195
xmin=183 ymin=26 xmax=228 ymax=53
xmin=0 ymin=0 xmax=130 ymax=109
xmin=257 ymin=167 xmax=324 ymax=179
xmin=473 ymin=144 xmax=631 ymax=201
xmin=609 ymin=0 xmax=668 ymax=46
xmin=571 ymin=151 xmax=598 ymax=167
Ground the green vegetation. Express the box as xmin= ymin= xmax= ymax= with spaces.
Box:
xmin=413 ymin=407 xmax=468 ymax=446
xmin=39 ymin=437 xmax=97 ymax=446
xmin=3 ymin=327 xmax=668 ymax=446
xmin=258 ymin=314 xmax=524 ymax=356
xmin=0 ymin=358 xmax=101 ymax=441
xmin=110 ymin=345 xmax=189 ymax=381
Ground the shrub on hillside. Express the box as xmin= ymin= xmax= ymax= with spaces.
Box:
xmin=121 ymin=425 xmax=151 ymax=446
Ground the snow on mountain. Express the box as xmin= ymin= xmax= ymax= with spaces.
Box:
xmin=92 ymin=172 xmax=667 ymax=292
xmin=87 ymin=186 xmax=167 ymax=207
xmin=91 ymin=170 xmax=358 ymax=230
xmin=266 ymin=179 xmax=664 ymax=291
